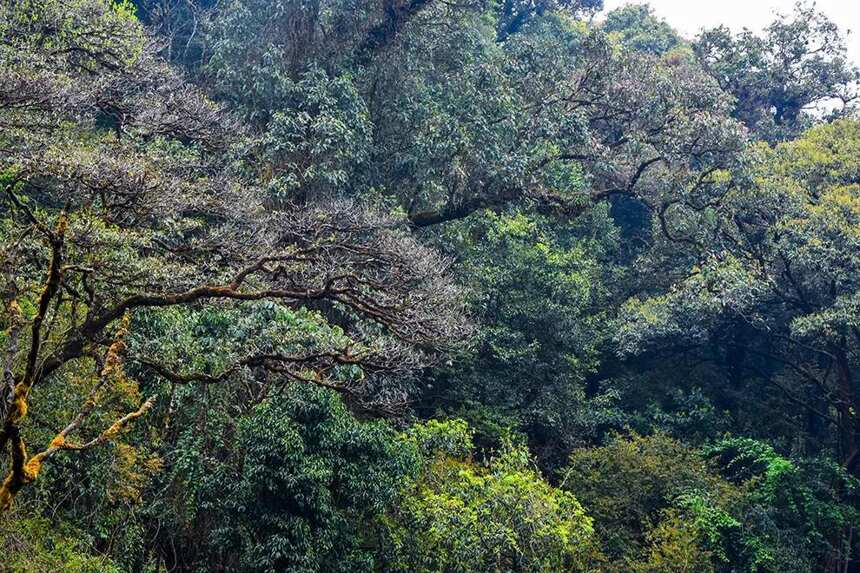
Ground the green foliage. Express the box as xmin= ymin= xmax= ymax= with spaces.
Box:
xmin=618 ymin=120 xmax=860 ymax=475
xmin=159 ymin=384 xmax=419 ymax=572
xmin=603 ymin=4 xmax=682 ymax=55
xmin=631 ymin=510 xmax=715 ymax=573
xmin=260 ymin=67 xmax=370 ymax=201
xmin=0 ymin=516 xmax=124 ymax=573
xmin=224 ymin=386 xmax=417 ymax=572
xmin=132 ymin=301 xmax=366 ymax=386
xmin=427 ymin=209 xmax=619 ymax=468
xmin=2 ymin=0 xmax=145 ymax=67
xmin=403 ymin=418 xmax=475 ymax=459
xmin=383 ymin=423 xmax=599 ymax=572
xmin=694 ymin=3 xmax=859 ymax=142
xmin=205 ymin=0 xmax=370 ymax=120
xmin=562 ymin=433 xmax=860 ymax=572
xmin=563 ymin=433 xmax=736 ymax=566
xmin=4 ymin=0 xmax=860 ymax=571
xmin=704 ymin=438 xmax=860 ymax=571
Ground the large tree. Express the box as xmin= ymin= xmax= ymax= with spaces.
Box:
xmin=167 ymin=0 xmax=746 ymax=228
xmin=0 ymin=0 xmax=469 ymax=510
xmin=618 ymin=119 xmax=860 ymax=477
xmin=694 ymin=3 xmax=859 ymax=143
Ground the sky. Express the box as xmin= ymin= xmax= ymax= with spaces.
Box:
xmin=600 ymin=0 xmax=860 ymax=66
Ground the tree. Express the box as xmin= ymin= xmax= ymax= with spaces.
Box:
xmin=151 ymin=383 xmax=419 ymax=572
xmin=496 ymin=0 xmax=603 ymax=41
xmin=0 ymin=515 xmax=125 ymax=572
xmin=563 ymin=433 xmax=856 ymax=572
xmin=132 ymin=0 xmax=216 ymax=66
xmin=694 ymin=2 xmax=859 ymax=142
xmin=197 ymin=0 xmax=745 ymax=228
xmin=602 ymin=4 xmax=682 ymax=56
xmin=423 ymin=209 xmax=619 ymax=469
xmin=618 ymin=119 xmax=860 ymax=477
xmin=5 ymin=0 xmax=860 ymax=570
xmin=563 ymin=433 xmax=735 ymax=568
xmin=704 ymin=437 xmax=859 ymax=571
xmin=381 ymin=420 xmax=600 ymax=572
xmin=0 ymin=0 xmax=469 ymax=511
xmin=370 ymin=19 xmax=745 ymax=228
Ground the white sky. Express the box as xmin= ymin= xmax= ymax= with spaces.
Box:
xmin=601 ymin=0 xmax=860 ymax=66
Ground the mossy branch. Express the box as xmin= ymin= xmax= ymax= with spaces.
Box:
xmin=0 ymin=314 xmax=155 ymax=513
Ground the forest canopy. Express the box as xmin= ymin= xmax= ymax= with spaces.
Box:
xmin=0 ymin=0 xmax=858 ymax=571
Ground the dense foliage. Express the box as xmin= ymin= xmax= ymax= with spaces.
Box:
xmin=1 ymin=0 xmax=858 ymax=571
